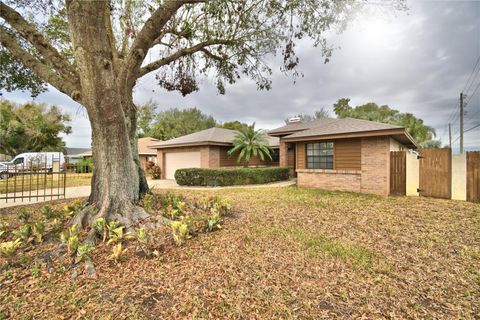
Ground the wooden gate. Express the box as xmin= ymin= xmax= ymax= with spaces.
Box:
xmin=419 ymin=148 xmax=451 ymax=199
xmin=390 ymin=151 xmax=406 ymax=195
xmin=467 ymin=151 xmax=480 ymax=203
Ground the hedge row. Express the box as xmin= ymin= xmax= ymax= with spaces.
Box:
xmin=175 ymin=167 xmax=290 ymax=186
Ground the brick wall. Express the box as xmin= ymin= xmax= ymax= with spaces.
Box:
xmin=297 ymin=169 xmax=361 ymax=192
xmin=279 ymin=141 xmax=288 ymax=167
xmin=360 ymin=136 xmax=390 ymax=195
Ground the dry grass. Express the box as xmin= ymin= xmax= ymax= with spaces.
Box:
xmin=0 ymin=187 xmax=479 ymax=319
xmin=0 ymin=173 xmax=92 ymax=194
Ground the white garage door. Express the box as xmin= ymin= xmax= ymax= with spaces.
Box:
xmin=164 ymin=151 xmax=201 ymax=180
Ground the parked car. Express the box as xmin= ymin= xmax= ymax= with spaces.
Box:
xmin=0 ymin=152 xmax=65 ymax=179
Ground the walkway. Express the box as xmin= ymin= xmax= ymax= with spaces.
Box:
xmin=0 ymin=179 xmax=296 ymax=209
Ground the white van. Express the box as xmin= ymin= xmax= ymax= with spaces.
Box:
xmin=0 ymin=152 xmax=65 ymax=179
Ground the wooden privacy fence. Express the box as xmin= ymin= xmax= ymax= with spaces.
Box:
xmin=418 ymin=148 xmax=452 ymax=199
xmin=390 ymin=148 xmax=480 ymax=203
xmin=467 ymin=151 xmax=480 ymax=203
xmin=390 ymin=151 xmax=406 ymax=196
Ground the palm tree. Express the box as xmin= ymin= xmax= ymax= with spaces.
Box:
xmin=228 ymin=123 xmax=273 ymax=167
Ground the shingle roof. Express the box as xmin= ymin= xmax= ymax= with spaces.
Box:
xmin=150 ymin=127 xmax=279 ymax=148
xmin=279 ymin=118 xmax=403 ymax=139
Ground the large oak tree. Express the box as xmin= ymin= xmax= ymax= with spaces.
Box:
xmin=0 ymin=0 xmax=404 ymax=227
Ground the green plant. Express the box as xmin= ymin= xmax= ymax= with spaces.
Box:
xmin=0 ymin=222 xmax=8 ymax=238
xmin=19 ymin=208 xmax=31 ymax=224
xmin=12 ymin=224 xmax=31 ymax=241
xmin=30 ymin=264 xmax=40 ymax=277
xmin=175 ymin=167 xmax=289 ymax=186
xmin=0 ymin=239 xmax=22 ymax=258
xmin=63 ymin=199 xmax=84 ymax=217
xmin=227 ymin=123 xmax=273 ymax=166
xmin=136 ymin=228 xmax=148 ymax=245
xmin=60 ymin=225 xmax=80 ymax=255
xmin=32 ymin=222 xmax=45 ymax=243
xmin=40 ymin=205 xmax=58 ymax=220
xmin=110 ymin=243 xmax=128 ymax=262
xmin=107 ymin=223 xmax=133 ymax=245
xmin=206 ymin=210 xmax=222 ymax=232
xmin=92 ymin=217 xmax=107 ymax=242
xmin=171 ymin=220 xmax=191 ymax=246
xmin=142 ymin=193 xmax=154 ymax=212
xmin=76 ymin=243 xmax=95 ymax=263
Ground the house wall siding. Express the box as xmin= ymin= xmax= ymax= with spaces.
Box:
xmin=295 ymin=136 xmax=394 ymax=196
xmin=335 ymin=139 xmax=361 ymax=170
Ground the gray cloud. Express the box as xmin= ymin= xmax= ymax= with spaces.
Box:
xmin=2 ymin=0 xmax=479 ymax=150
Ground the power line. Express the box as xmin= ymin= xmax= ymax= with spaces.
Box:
xmin=463 ymin=54 xmax=480 ymax=93
xmin=465 ymin=81 xmax=480 ymax=106
xmin=464 ymin=123 xmax=480 ymax=133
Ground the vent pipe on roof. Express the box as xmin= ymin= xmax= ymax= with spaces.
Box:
xmin=287 ymin=117 xmax=302 ymax=124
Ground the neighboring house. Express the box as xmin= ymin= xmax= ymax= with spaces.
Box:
xmin=150 ymin=127 xmax=279 ymax=179
xmin=82 ymin=137 xmax=160 ymax=169
xmin=269 ymin=117 xmax=417 ymax=196
xmin=65 ymin=147 xmax=91 ymax=164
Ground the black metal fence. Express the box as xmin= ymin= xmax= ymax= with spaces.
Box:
xmin=0 ymin=153 xmax=67 ymax=203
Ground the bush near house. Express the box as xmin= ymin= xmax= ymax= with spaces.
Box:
xmin=175 ymin=167 xmax=289 ymax=186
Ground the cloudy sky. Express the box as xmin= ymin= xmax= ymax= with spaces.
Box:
xmin=2 ymin=0 xmax=480 ymax=151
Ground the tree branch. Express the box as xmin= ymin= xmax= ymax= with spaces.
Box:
xmin=120 ymin=0 xmax=205 ymax=90
xmin=0 ymin=27 xmax=81 ymax=101
xmin=0 ymin=1 xmax=80 ymax=83
xmin=138 ymin=39 xmax=232 ymax=78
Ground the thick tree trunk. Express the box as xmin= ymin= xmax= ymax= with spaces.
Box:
xmin=67 ymin=0 xmax=148 ymax=227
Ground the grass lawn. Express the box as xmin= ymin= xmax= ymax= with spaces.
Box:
xmin=1 ymin=187 xmax=479 ymax=319
xmin=0 ymin=173 xmax=92 ymax=194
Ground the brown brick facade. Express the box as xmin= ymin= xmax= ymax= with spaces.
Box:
xmin=295 ymin=136 xmax=394 ymax=196
xmin=360 ymin=136 xmax=390 ymax=195
xmin=297 ymin=169 xmax=361 ymax=192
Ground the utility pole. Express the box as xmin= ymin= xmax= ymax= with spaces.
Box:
xmin=460 ymin=92 xmax=465 ymax=154
xmin=448 ymin=123 xmax=452 ymax=149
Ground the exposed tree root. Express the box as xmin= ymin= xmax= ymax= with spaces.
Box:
xmin=70 ymin=200 xmax=150 ymax=230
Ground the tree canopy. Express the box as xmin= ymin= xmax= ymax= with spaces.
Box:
xmin=333 ymin=98 xmax=436 ymax=144
xmin=217 ymin=121 xmax=250 ymax=132
xmin=146 ymin=107 xmax=216 ymax=140
xmin=0 ymin=99 xmax=71 ymax=156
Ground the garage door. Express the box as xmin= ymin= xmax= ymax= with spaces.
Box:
xmin=164 ymin=151 xmax=201 ymax=180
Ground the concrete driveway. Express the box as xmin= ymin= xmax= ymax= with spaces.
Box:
xmin=0 ymin=179 xmax=296 ymax=209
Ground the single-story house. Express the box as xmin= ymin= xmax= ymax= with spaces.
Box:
xmin=82 ymin=137 xmax=160 ymax=169
xmin=150 ymin=127 xmax=279 ymax=179
xmin=268 ymin=117 xmax=417 ymax=196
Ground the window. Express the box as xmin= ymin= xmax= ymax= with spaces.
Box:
xmin=13 ymin=157 xmax=24 ymax=165
xmin=306 ymin=142 xmax=334 ymax=169
xmin=271 ymin=149 xmax=280 ymax=162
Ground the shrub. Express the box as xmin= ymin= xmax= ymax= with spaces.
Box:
xmin=145 ymin=161 xmax=161 ymax=179
xmin=75 ymin=158 xmax=93 ymax=173
xmin=175 ymin=167 xmax=289 ymax=186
